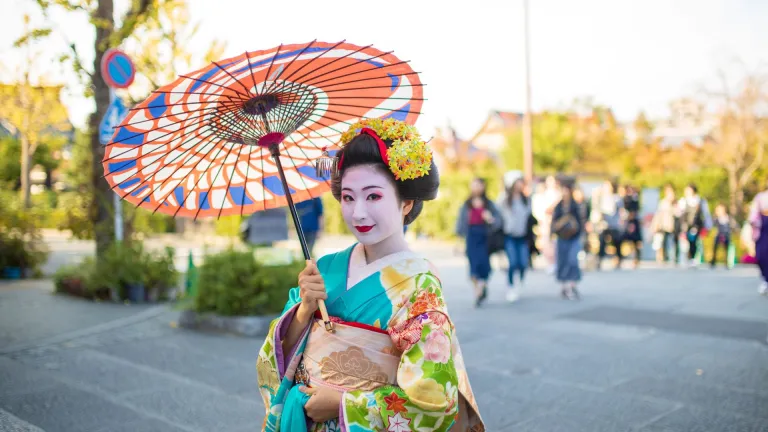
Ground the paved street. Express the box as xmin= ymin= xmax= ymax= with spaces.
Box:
xmin=2 ymin=244 xmax=768 ymax=431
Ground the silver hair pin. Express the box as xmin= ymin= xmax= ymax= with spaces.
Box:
xmin=315 ymin=147 xmax=338 ymax=179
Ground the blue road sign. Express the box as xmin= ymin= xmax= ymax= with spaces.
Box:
xmin=99 ymin=93 xmax=128 ymax=145
xmin=101 ymin=49 xmax=135 ymax=89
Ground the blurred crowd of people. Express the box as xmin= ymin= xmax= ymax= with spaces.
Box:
xmin=455 ymin=173 xmax=768 ymax=307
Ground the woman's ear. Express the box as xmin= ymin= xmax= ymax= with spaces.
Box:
xmin=402 ymin=199 xmax=415 ymax=218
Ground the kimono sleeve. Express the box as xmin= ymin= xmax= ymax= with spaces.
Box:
xmin=340 ymin=273 xmax=459 ymax=432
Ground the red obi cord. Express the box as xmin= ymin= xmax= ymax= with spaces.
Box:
xmin=337 ymin=127 xmax=388 ymax=171
xmin=313 ymin=310 xmax=388 ymax=334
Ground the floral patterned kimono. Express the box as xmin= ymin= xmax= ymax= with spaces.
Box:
xmin=257 ymin=244 xmax=485 ymax=431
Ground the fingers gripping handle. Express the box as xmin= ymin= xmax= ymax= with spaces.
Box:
xmin=304 ymin=259 xmax=333 ymax=333
xmin=271 ymin=147 xmax=333 ymax=332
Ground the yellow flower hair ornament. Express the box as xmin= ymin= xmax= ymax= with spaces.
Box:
xmin=338 ymin=118 xmax=433 ymax=181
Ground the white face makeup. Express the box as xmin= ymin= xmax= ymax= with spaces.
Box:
xmin=340 ymin=165 xmax=404 ymax=246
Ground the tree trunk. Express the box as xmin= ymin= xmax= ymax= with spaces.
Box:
xmin=728 ymin=168 xmax=739 ymax=223
xmin=733 ymin=182 xmax=746 ymax=223
xmin=20 ymin=135 xmax=32 ymax=208
xmin=44 ymin=166 xmax=53 ymax=190
xmin=90 ymin=0 xmax=116 ymax=256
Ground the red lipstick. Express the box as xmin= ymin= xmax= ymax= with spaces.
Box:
xmin=355 ymin=225 xmax=374 ymax=233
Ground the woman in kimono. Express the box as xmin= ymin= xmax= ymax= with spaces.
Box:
xmin=256 ymin=118 xmax=485 ymax=432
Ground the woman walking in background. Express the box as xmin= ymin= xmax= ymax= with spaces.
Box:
xmin=596 ymin=181 xmax=624 ymax=270
xmin=749 ymin=182 xmax=768 ymax=295
xmin=710 ymin=204 xmax=737 ymax=269
xmin=622 ymin=184 xmax=643 ymax=268
xmin=497 ymin=178 xmax=532 ymax=302
xmin=456 ymin=178 xmax=501 ymax=306
xmin=552 ymin=181 xmax=583 ymax=300
xmin=651 ymin=184 xmax=680 ymax=265
xmin=532 ymin=176 xmax=561 ymax=273
xmin=679 ymin=184 xmax=708 ymax=268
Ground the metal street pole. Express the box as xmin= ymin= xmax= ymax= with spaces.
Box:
xmin=522 ymin=0 xmax=534 ymax=184
xmin=108 ymin=88 xmax=124 ymax=242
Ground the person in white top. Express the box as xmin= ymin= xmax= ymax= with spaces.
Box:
xmin=531 ymin=176 xmax=561 ymax=273
xmin=496 ymin=178 xmax=532 ymax=302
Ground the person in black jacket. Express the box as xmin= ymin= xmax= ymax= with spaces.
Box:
xmin=622 ymin=184 xmax=643 ymax=268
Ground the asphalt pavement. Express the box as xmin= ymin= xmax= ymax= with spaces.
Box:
xmin=1 ymin=236 xmax=767 ymax=431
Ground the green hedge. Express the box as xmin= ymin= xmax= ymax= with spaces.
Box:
xmin=193 ymin=248 xmax=302 ymax=316
xmin=53 ymin=241 xmax=179 ymax=301
xmin=0 ymin=192 xmax=49 ymax=277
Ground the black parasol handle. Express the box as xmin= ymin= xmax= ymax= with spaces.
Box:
xmin=269 ymin=145 xmax=333 ymax=332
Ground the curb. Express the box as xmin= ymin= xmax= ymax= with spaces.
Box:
xmin=177 ymin=310 xmax=276 ymax=338
xmin=0 ymin=409 xmax=46 ymax=432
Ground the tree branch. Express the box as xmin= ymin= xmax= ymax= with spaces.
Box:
xmin=112 ymin=0 xmax=153 ymax=45
xmin=739 ymin=136 xmax=765 ymax=186
xmin=46 ymin=0 xmax=92 ymax=12
xmin=68 ymin=43 xmax=93 ymax=80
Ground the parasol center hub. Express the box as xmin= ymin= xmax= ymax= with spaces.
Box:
xmin=243 ymin=94 xmax=280 ymax=115
xmin=258 ymin=132 xmax=286 ymax=148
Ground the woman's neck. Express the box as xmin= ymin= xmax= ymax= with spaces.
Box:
xmin=362 ymin=232 xmax=410 ymax=264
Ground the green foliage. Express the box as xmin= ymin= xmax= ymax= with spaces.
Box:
xmin=125 ymin=206 xmax=176 ymax=235
xmin=53 ymin=258 xmax=97 ymax=298
xmin=631 ymin=167 xmax=730 ymax=211
xmin=65 ymin=129 xmax=92 ymax=190
xmin=214 ymin=215 xmax=244 ymax=237
xmin=502 ymin=112 xmax=579 ymax=174
xmin=194 ymin=249 xmax=302 ymax=316
xmin=58 ymin=191 xmax=95 ymax=239
xmin=321 ymin=194 xmax=349 ymax=235
xmin=0 ymin=192 xmax=49 ymax=277
xmin=0 ymin=136 xmax=62 ymax=189
xmin=143 ymin=246 xmax=180 ymax=295
xmin=0 ymin=137 xmax=22 ymax=189
xmin=0 ymin=84 xmax=72 ymax=161
xmin=13 ymin=27 xmax=53 ymax=48
xmin=55 ymin=242 xmax=179 ymax=301
xmin=124 ymin=0 xmax=226 ymax=96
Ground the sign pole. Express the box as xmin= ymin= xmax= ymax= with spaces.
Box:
xmin=522 ymin=0 xmax=534 ymax=184
xmin=108 ymin=88 xmax=124 ymax=242
xmin=101 ymin=49 xmax=134 ymax=242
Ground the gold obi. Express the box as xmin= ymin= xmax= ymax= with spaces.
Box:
xmin=295 ymin=318 xmax=400 ymax=392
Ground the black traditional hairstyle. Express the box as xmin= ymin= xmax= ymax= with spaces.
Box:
xmin=330 ymin=133 xmax=440 ymax=225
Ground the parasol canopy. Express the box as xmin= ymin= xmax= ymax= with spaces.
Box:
xmin=102 ymin=40 xmax=424 ymax=220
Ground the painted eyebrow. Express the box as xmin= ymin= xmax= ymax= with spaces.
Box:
xmin=341 ymin=185 xmax=385 ymax=192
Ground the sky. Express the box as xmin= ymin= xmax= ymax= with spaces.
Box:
xmin=2 ymin=0 xmax=768 ymax=139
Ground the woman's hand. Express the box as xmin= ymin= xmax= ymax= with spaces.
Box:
xmin=300 ymin=386 xmax=343 ymax=423
xmin=297 ymin=260 xmax=327 ymax=322
xmin=482 ymin=209 xmax=495 ymax=224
